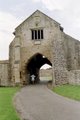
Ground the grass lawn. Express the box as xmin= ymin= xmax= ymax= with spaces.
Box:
xmin=0 ymin=87 xmax=20 ymax=120
xmin=53 ymin=84 xmax=80 ymax=101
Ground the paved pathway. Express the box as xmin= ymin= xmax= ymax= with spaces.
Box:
xmin=14 ymin=84 xmax=80 ymax=120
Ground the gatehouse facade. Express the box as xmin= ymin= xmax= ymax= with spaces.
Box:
xmin=0 ymin=10 xmax=80 ymax=86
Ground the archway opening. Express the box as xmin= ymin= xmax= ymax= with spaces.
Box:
xmin=26 ymin=53 xmax=52 ymax=84
xmin=40 ymin=64 xmax=52 ymax=84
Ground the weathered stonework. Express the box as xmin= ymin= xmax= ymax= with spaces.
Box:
xmin=1 ymin=10 xmax=80 ymax=86
xmin=0 ymin=60 xmax=9 ymax=86
xmin=40 ymin=68 xmax=52 ymax=78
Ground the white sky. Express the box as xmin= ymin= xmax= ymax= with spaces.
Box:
xmin=0 ymin=0 xmax=80 ymax=60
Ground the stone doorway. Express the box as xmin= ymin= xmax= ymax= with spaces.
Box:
xmin=26 ymin=53 xmax=52 ymax=84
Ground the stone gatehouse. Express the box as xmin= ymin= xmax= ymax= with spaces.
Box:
xmin=0 ymin=10 xmax=80 ymax=86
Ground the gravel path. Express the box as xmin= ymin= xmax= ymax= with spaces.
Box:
xmin=14 ymin=84 xmax=80 ymax=120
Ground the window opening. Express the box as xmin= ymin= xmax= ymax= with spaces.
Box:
xmin=31 ymin=29 xmax=43 ymax=40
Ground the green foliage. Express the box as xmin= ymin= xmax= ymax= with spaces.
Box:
xmin=0 ymin=87 xmax=20 ymax=120
xmin=53 ymin=84 xmax=80 ymax=101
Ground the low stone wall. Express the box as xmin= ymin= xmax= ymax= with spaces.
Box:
xmin=0 ymin=60 xmax=9 ymax=86
xmin=68 ymin=70 xmax=80 ymax=85
xmin=40 ymin=68 xmax=52 ymax=81
xmin=40 ymin=68 xmax=52 ymax=77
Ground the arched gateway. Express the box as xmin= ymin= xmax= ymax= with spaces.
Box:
xmin=1 ymin=10 xmax=80 ymax=86
xmin=26 ymin=53 xmax=52 ymax=84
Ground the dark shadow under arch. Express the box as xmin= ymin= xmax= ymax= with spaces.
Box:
xmin=26 ymin=53 xmax=52 ymax=84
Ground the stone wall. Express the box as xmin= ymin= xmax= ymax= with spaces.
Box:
xmin=4 ymin=10 xmax=80 ymax=86
xmin=9 ymin=37 xmax=21 ymax=86
xmin=40 ymin=68 xmax=52 ymax=81
xmin=40 ymin=68 xmax=52 ymax=77
xmin=68 ymin=70 xmax=80 ymax=85
xmin=63 ymin=33 xmax=80 ymax=70
xmin=62 ymin=33 xmax=80 ymax=85
xmin=0 ymin=60 xmax=9 ymax=86
xmin=52 ymin=31 xmax=68 ymax=85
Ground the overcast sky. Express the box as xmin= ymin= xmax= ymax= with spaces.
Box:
xmin=0 ymin=0 xmax=80 ymax=60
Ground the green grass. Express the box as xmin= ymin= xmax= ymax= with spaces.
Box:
xmin=0 ymin=87 xmax=20 ymax=120
xmin=53 ymin=84 xmax=80 ymax=101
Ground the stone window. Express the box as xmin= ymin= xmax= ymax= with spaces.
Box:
xmin=31 ymin=29 xmax=43 ymax=40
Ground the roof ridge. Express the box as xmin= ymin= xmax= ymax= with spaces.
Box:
xmin=15 ymin=10 xmax=60 ymax=30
